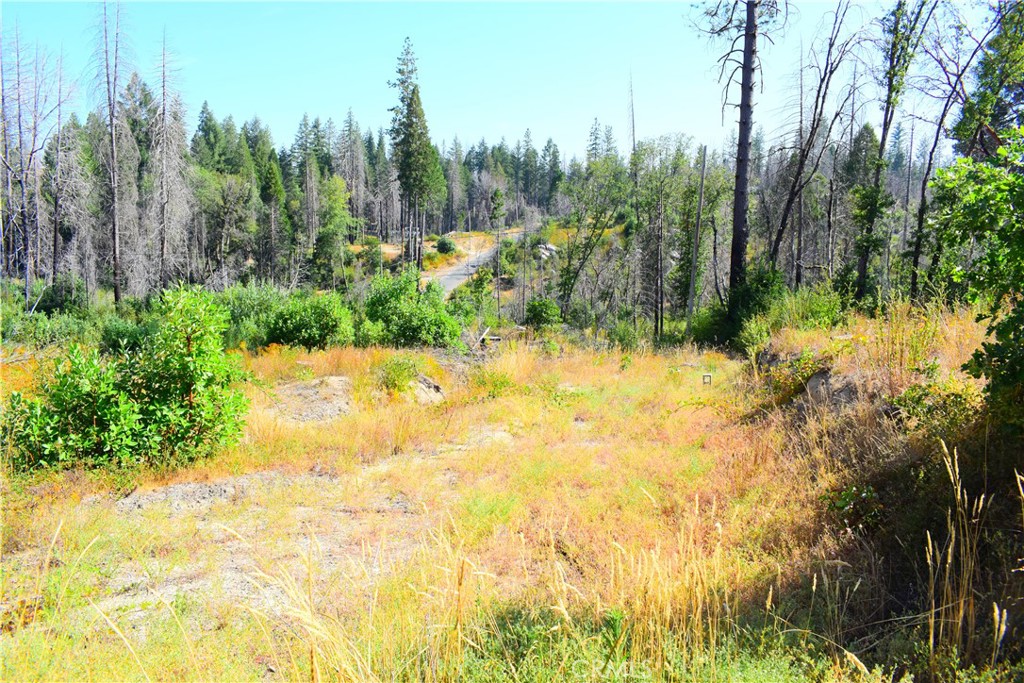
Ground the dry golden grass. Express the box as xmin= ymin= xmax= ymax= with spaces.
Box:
xmin=2 ymin=305 xmax=989 ymax=681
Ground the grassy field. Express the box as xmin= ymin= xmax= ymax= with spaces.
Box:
xmin=1 ymin=306 xmax=1017 ymax=681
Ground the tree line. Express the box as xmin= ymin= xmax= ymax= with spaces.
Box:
xmin=1 ymin=15 xmax=566 ymax=304
xmin=2 ymin=0 xmax=1022 ymax=343
xmin=531 ymin=0 xmax=1022 ymax=341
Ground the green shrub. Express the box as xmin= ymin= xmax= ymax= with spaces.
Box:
xmin=34 ymin=275 xmax=89 ymax=316
xmin=4 ymin=286 xmax=248 ymax=471
xmin=99 ymin=315 xmax=158 ymax=355
xmin=1 ymin=310 xmax=99 ymax=348
xmin=498 ymin=238 xmax=519 ymax=277
xmin=564 ymin=299 xmax=595 ymax=330
xmin=524 ymin=297 xmax=561 ymax=328
xmin=364 ymin=268 xmax=462 ymax=348
xmin=375 ymin=355 xmax=421 ymax=393
xmin=266 ymin=293 xmax=354 ymax=350
xmin=692 ymin=275 xmax=846 ymax=350
xmin=355 ymin=317 xmax=387 ymax=347
xmin=893 ymin=376 xmax=983 ymax=443
xmin=130 ymin=286 xmax=249 ymax=464
xmin=736 ymin=314 xmax=772 ymax=357
xmin=215 ymin=283 xmax=287 ymax=348
xmin=688 ymin=303 xmax=732 ymax=346
xmin=763 ymin=350 xmax=831 ymax=405
xmin=470 ymin=368 xmax=515 ymax=399
xmin=4 ymin=346 xmax=144 ymax=469
xmin=930 ymin=133 xmax=1024 ymax=426
xmin=608 ymin=320 xmax=640 ymax=351
xmin=436 ymin=236 xmax=457 ymax=254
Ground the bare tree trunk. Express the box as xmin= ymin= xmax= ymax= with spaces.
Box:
xmin=14 ymin=35 xmax=30 ymax=305
xmin=0 ymin=32 xmax=10 ymax=279
xmin=796 ymin=177 xmax=804 ymax=288
xmin=686 ymin=145 xmax=708 ymax=332
xmin=159 ymin=35 xmax=169 ymax=289
xmin=728 ymin=0 xmax=758 ymax=304
xmin=657 ymin=188 xmax=665 ymax=337
xmin=103 ymin=0 xmax=124 ymax=304
xmin=33 ymin=158 xmax=41 ymax=280
xmin=51 ymin=58 xmax=63 ymax=285
xmin=710 ymin=214 xmax=725 ymax=305
xmin=495 ymin=205 xmax=501 ymax=316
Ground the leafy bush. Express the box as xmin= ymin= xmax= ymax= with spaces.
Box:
xmin=1 ymin=309 xmax=100 ymax=348
xmin=363 ymin=268 xmax=462 ymax=348
xmin=34 ymin=275 xmax=89 ymax=316
xmin=448 ymin=270 xmax=494 ymax=324
xmin=933 ymin=131 xmax=1024 ymax=426
xmin=687 ymin=303 xmax=731 ymax=346
xmin=4 ymin=286 xmax=248 ymax=471
xmin=266 ymin=293 xmax=354 ymax=350
xmin=893 ymin=376 xmax=983 ymax=443
xmin=436 ymin=236 xmax=457 ymax=254
xmin=498 ymin=238 xmax=519 ymax=278
xmin=524 ymin=297 xmax=561 ymax=328
xmin=129 ymin=287 xmax=249 ymax=464
xmin=563 ymin=299 xmax=595 ymax=330
xmin=215 ymin=283 xmax=287 ymax=348
xmin=470 ymin=368 xmax=515 ymax=399
xmin=355 ymin=317 xmax=387 ymax=347
xmin=693 ymin=275 xmax=846 ymax=352
xmin=763 ymin=350 xmax=831 ymax=405
xmin=359 ymin=243 xmax=384 ymax=271
xmin=4 ymin=346 xmax=144 ymax=469
xmin=608 ymin=320 xmax=640 ymax=351
xmin=691 ymin=266 xmax=786 ymax=347
xmin=375 ymin=355 xmax=421 ymax=393
xmin=822 ymin=484 xmax=883 ymax=531
xmin=736 ymin=314 xmax=772 ymax=357
xmin=99 ymin=315 xmax=158 ymax=355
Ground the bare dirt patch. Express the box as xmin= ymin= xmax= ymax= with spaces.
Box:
xmin=81 ymin=467 xmax=437 ymax=622
xmin=271 ymin=375 xmax=354 ymax=422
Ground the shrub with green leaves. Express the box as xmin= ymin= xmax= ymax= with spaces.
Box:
xmin=893 ymin=376 xmax=983 ymax=443
xmin=4 ymin=346 xmax=144 ymax=469
xmin=363 ymin=268 xmax=462 ymax=348
xmin=215 ymin=283 xmax=287 ymax=348
xmin=608 ymin=320 xmax=640 ymax=351
xmin=266 ymin=293 xmax=354 ymax=350
xmin=3 ymin=286 xmax=248 ymax=471
xmin=99 ymin=315 xmax=158 ymax=355
xmin=736 ymin=315 xmax=772 ymax=357
xmin=436 ymin=236 xmax=457 ymax=254
xmin=375 ymin=355 xmax=421 ymax=393
xmin=129 ymin=286 xmax=249 ymax=464
xmin=524 ymin=297 xmax=561 ymax=328
xmin=1 ymin=309 xmax=100 ymax=348
xmin=933 ymin=130 xmax=1024 ymax=426
xmin=34 ymin=275 xmax=89 ymax=316
xmin=470 ymin=367 xmax=515 ymax=399
xmin=691 ymin=266 xmax=785 ymax=347
xmin=693 ymin=276 xmax=846 ymax=352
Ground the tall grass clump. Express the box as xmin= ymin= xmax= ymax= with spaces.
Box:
xmin=736 ymin=281 xmax=847 ymax=356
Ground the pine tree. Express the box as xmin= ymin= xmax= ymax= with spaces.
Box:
xmin=192 ymin=102 xmax=225 ymax=171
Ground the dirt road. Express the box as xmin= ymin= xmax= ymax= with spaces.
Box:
xmin=424 ymin=229 xmax=523 ymax=296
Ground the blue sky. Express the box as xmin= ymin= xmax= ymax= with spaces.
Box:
xmin=3 ymin=2 xmax=883 ymax=160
